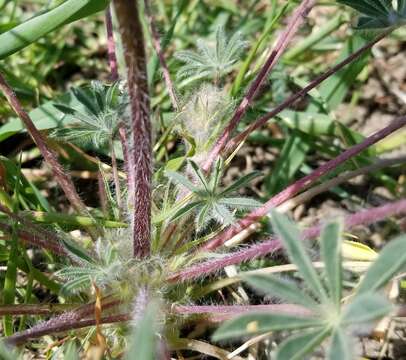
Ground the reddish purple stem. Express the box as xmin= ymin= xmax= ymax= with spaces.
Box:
xmin=114 ymin=0 xmax=152 ymax=258
xmin=0 ymin=74 xmax=87 ymax=215
xmin=169 ymin=198 xmax=406 ymax=282
xmin=144 ymin=0 xmax=179 ymax=111
xmin=105 ymin=6 xmax=119 ymax=81
xmin=227 ymin=30 xmax=389 ymax=151
xmin=201 ymin=116 xmax=406 ymax=251
xmin=172 ymin=304 xmax=312 ymax=317
xmin=202 ymin=0 xmax=315 ymax=172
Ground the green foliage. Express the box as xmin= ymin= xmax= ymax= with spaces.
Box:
xmin=175 ymin=26 xmax=246 ymax=83
xmin=0 ymin=0 xmax=109 ymax=59
xmin=213 ymin=211 xmax=406 ymax=359
xmin=56 ymin=237 xmax=127 ymax=295
xmin=337 ymin=0 xmax=406 ymax=29
xmin=50 ymin=81 xmax=127 ymax=149
xmin=177 ymin=83 xmax=233 ymax=153
xmin=125 ymin=301 xmax=159 ymax=360
xmin=166 ymin=158 xmax=261 ymax=231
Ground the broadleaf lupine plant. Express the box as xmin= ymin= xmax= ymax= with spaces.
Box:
xmin=0 ymin=0 xmax=405 ymax=357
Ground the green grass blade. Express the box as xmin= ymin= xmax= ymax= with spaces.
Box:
xmin=3 ymin=225 xmax=18 ymax=335
xmin=265 ymin=132 xmax=310 ymax=195
xmin=0 ymin=0 xmax=109 ymax=59
xmin=231 ymin=1 xmax=290 ymax=95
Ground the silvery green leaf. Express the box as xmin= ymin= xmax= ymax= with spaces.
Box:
xmin=196 ymin=204 xmax=211 ymax=231
xmin=277 ymin=327 xmax=330 ymax=360
xmin=170 ymin=201 xmax=202 ymax=222
xmin=357 ymin=235 xmax=406 ymax=295
xmin=125 ymin=301 xmax=159 ymax=360
xmin=213 ymin=203 xmax=235 ymax=225
xmin=320 ymin=221 xmax=343 ymax=306
xmin=328 ymin=328 xmax=352 ymax=360
xmin=212 ymin=313 xmax=325 ymax=341
xmin=270 ymin=210 xmax=328 ymax=302
xmin=219 ymin=197 xmax=262 ymax=208
xmin=188 ymin=160 xmax=210 ymax=192
xmin=341 ymin=292 xmax=392 ymax=324
xmin=220 ymin=171 xmax=261 ymax=196
xmin=209 ymin=158 xmax=224 ymax=191
xmin=243 ymin=274 xmax=319 ymax=309
xmin=166 ymin=170 xmax=199 ymax=192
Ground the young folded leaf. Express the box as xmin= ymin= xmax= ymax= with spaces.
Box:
xmin=338 ymin=0 xmax=406 ymax=29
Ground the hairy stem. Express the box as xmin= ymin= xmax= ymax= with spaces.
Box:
xmin=0 ymin=303 xmax=80 ymax=316
xmin=169 ymin=198 xmax=406 ymax=282
xmin=201 ymin=116 xmax=406 ymax=251
xmin=144 ymin=0 xmax=179 ymax=111
xmin=226 ymin=30 xmax=390 ymax=152
xmin=110 ymin=138 xmax=122 ymax=211
xmin=202 ymin=0 xmax=315 ymax=172
xmin=114 ymin=0 xmax=152 ymax=258
xmin=277 ymin=155 xmax=406 ymax=213
xmin=6 ymin=313 xmax=130 ymax=346
xmin=105 ymin=5 xmax=119 ymax=81
xmin=0 ymin=73 xmax=87 ymax=215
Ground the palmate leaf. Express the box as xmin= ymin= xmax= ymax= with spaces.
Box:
xmin=220 ymin=171 xmax=261 ymax=196
xmin=166 ymin=160 xmax=260 ymax=229
xmin=243 ymin=274 xmax=319 ymax=309
xmin=328 ymin=328 xmax=352 ymax=360
xmin=165 ymin=170 xmax=199 ymax=192
xmin=337 ymin=0 xmax=406 ymax=29
xmin=356 ymin=235 xmax=406 ymax=295
xmin=212 ymin=313 xmax=325 ymax=341
xmin=50 ymin=82 xmax=125 ymax=148
xmin=175 ymin=26 xmax=246 ymax=82
xmin=219 ymin=197 xmax=262 ymax=208
xmin=320 ymin=221 xmax=343 ymax=307
xmin=270 ymin=210 xmax=328 ymax=302
xmin=125 ymin=301 xmax=159 ymax=360
xmin=188 ymin=160 xmax=210 ymax=192
xmin=213 ymin=203 xmax=235 ymax=225
xmin=277 ymin=327 xmax=330 ymax=360
xmin=341 ymin=293 xmax=392 ymax=325
xmin=170 ymin=201 xmax=203 ymax=222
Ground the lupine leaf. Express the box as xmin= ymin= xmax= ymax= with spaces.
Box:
xmin=125 ymin=301 xmax=159 ymax=360
xmin=244 ymin=274 xmax=319 ymax=309
xmin=213 ymin=313 xmax=325 ymax=340
xmin=341 ymin=292 xmax=392 ymax=324
xmin=219 ymin=197 xmax=262 ymax=208
xmin=270 ymin=210 xmax=328 ymax=302
xmin=166 ymin=170 xmax=199 ymax=192
xmin=220 ymin=171 xmax=261 ymax=196
xmin=320 ymin=221 xmax=343 ymax=306
xmin=277 ymin=327 xmax=330 ymax=360
xmin=327 ymin=328 xmax=352 ymax=360
xmin=356 ymin=235 xmax=406 ymax=295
